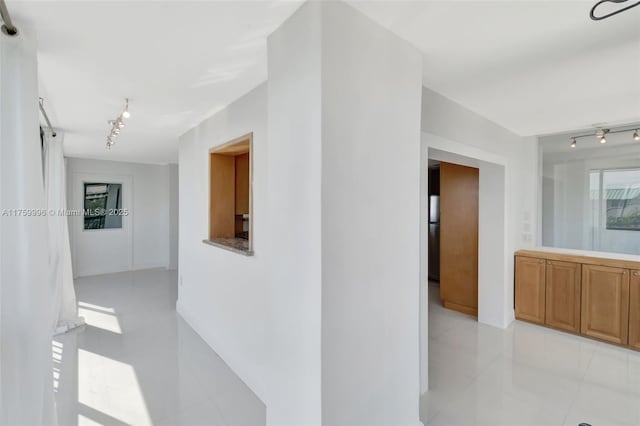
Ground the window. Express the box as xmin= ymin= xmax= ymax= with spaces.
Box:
xmin=541 ymin=133 xmax=640 ymax=255
xmin=84 ymin=183 xmax=123 ymax=230
xmin=206 ymin=133 xmax=253 ymax=255
xmin=602 ymin=169 xmax=640 ymax=231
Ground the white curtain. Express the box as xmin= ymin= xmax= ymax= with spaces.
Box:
xmin=0 ymin=28 xmax=57 ymax=425
xmin=44 ymin=132 xmax=84 ymax=334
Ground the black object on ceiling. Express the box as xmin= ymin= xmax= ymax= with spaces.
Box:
xmin=590 ymin=0 xmax=640 ymax=20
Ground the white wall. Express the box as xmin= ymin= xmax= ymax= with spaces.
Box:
xmin=176 ymin=4 xmax=539 ymax=425
xmin=66 ymin=158 xmax=175 ymax=277
xmin=178 ymin=4 xmax=423 ymax=425
xmin=320 ymin=3 xmax=422 ymax=425
xmin=176 ymin=83 xmax=269 ymax=403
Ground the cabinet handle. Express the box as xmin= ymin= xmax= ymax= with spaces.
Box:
xmin=539 ymin=259 xmax=545 ymax=264
xmin=547 ymin=261 xmax=552 ymax=265
xmin=633 ymin=271 xmax=639 ymax=277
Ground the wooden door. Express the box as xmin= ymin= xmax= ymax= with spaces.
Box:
xmin=545 ymin=260 xmax=581 ymax=333
xmin=581 ymin=265 xmax=630 ymax=345
xmin=515 ymin=256 xmax=546 ymax=324
xmin=630 ymin=270 xmax=640 ymax=350
xmin=440 ymin=162 xmax=479 ymax=316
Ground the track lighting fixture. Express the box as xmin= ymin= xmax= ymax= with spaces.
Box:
xmin=596 ymin=128 xmax=608 ymax=144
xmin=568 ymin=125 xmax=640 ymax=149
xmin=106 ymin=98 xmax=131 ymax=149
xmin=590 ymin=0 xmax=640 ymax=21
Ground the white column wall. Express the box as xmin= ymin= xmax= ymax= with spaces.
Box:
xmin=320 ymin=2 xmax=422 ymax=425
xmin=266 ymin=3 xmax=323 ymax=424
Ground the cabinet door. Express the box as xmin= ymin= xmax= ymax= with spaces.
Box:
xmin=630 ymin=270 xmax=640 ymax=350
xmin=515 ymin=256 xmax=546 ymax=324
xmin=545 ymin=260 xmax=581 ymax=333
xmin=581 ymin=265 xmax=630 ymax=345
xmin=440 ymin=162 xmax=479 ymax=316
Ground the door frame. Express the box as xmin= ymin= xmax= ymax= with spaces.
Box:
xmin=420 ymin=132 xmax=510 ymax=394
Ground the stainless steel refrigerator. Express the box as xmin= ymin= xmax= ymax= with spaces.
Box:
xmin=428 ymin=195 xmax=440 ymax=282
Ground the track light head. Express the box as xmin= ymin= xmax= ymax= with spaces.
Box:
xmin=634 ymin=131 xmax=639 ymax=141
xmin=596 ymin=128 xmax=608 ymax=144
xmin=570 ymin=138 xmax=577 ymax=148
xmin=106 ymin=98 xmax=131 ymax=148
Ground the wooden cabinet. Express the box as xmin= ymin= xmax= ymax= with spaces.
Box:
xmin=630 ymin=270 xmax=640 ymax=350
xmin=581 ymin=264 xmax=630 ymax=345
xmin=514 ymin=250 xmax=640 ymax=351
xmin=545 ymin=260 xmax=581 ymax=333
xmin=515 ymin=256 xmax=546 ymax=324
xmin=440 ymin=162 xmax=479 ymax=316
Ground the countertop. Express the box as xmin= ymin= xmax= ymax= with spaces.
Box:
xmin=516 ymin=246 xmax=640 ymax=269
xmin=203 ymin=238 xmax=254 ymax=256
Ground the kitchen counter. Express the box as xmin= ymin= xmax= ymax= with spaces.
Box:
xmin=514 ymin=247 xmax=640 ymax=351
xmin=203 ymin=238 xmax=254 ymax=256
xmin=516 ymin=247 xmax=640 ymax=269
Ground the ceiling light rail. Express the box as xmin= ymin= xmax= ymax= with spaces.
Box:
xmin=0 ymin=0 xmax=17 ymax=36
xmin=569 ymin=126 xmax=640 ymax=148
xmin=106 ymin=99 xmax=131 ymax=149
xmin=590 ymin=0 xmax=640 ymax=21
xmin=39 ymin=98 xmax=57 ymax=138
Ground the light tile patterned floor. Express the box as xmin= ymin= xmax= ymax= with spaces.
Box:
xmin=422 ymin=284 xmax=640 ymax=426
xmin=54 ymin=268 xmax=265 ymax=426
xmin=54 ymin=271 xmax=640 ymax=426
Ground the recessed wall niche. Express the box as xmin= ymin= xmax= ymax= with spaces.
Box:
xmin=206 ymin=133 xmax=253 ymax=255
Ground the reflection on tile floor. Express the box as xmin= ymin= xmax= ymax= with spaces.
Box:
xmin=422 ymin=284 xmax=640 ymax=426
xmin=54 ymin=268 xmax=265 ymax=426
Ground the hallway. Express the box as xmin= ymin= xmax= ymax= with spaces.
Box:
xmin=53 ymin=269 xmax=265 ymax=426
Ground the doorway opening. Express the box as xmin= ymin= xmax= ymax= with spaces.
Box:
xmin=419 ymin=138 xmax=509 ymax=409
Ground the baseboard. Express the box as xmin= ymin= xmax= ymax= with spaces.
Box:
xmin=75 ymin=262 xmax=170 ymax=278
xmin=75 ymin=265 xmax=132 ymax=278
xmin=132 ymin=261 xmax=169 ymax=271
xmin=175 ymin=299 xmax=186 ymax=319
xmin=443 ymin=300 xmax=478 ymax=317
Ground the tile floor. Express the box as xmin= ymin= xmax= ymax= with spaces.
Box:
xmin=54 ymin=268 xmax=265 ymax=426
xmin=422 ymin=283 xmax=640 ymax=426
xmin=55 ymin=270 xmax=640 ymax=426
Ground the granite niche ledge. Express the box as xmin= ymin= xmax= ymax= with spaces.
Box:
xmin=203 ymin=238 xmax=254 ymax=256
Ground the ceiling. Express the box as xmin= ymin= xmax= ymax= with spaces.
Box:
xmin=7 ymin=1 xmax=640 ymax=164
xmin=351 ymin=0 xmax=640 ymax=137
xmin=8 ymin=0 xmax=304 ymax=164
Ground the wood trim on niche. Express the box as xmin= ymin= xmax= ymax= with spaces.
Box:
xmin=208 ymin=133 xmax=253 ymax=250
